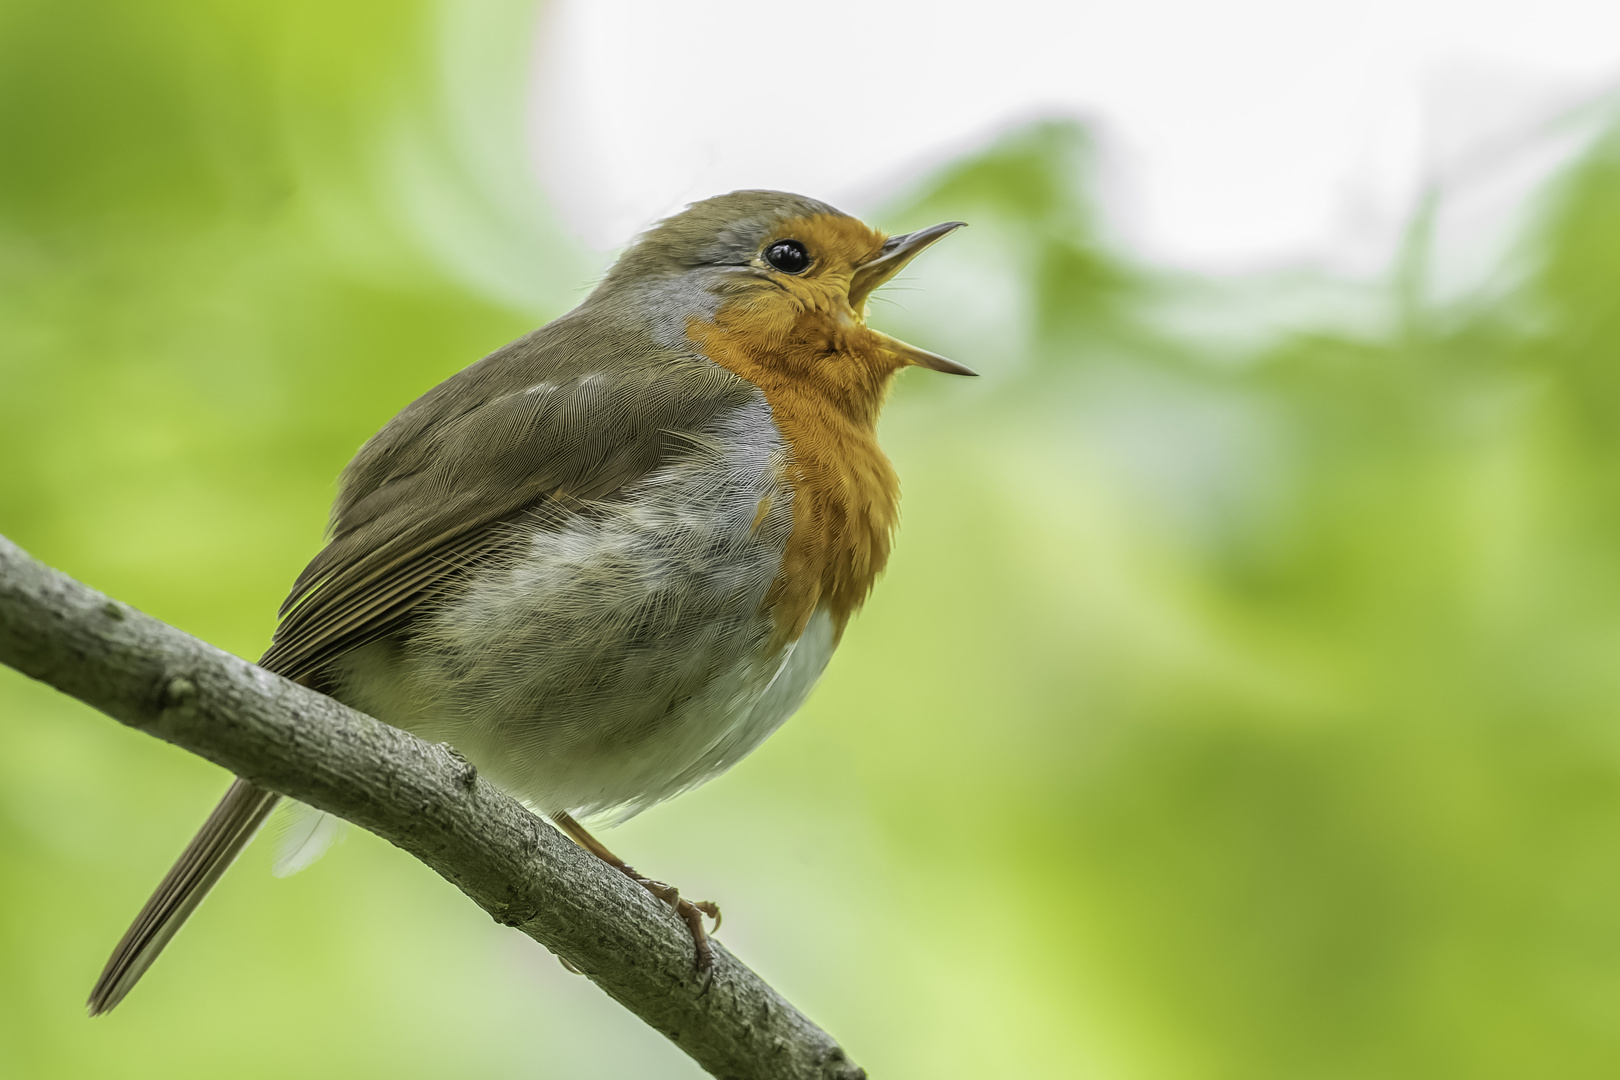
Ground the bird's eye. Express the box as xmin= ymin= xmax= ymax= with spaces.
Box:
xmin=764 ymin=239 xmax=810 ymax=274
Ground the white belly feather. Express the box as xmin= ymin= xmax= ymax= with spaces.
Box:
xmin=330 ymin=393 xmax=835 ymax=822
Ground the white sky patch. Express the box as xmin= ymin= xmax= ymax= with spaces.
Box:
xmin=527 ymin=0 xmax=1620 ymax=276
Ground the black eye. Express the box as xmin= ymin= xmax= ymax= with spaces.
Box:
xmin=764 ymin=239 xmax=810 ymax=274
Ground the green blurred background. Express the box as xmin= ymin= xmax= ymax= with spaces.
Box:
xmin=6 ymin=1 xmax=1620 ymax=1077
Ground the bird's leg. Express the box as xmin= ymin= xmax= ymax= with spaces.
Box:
xmin=550 ymin=810 xmax=721 ymax=975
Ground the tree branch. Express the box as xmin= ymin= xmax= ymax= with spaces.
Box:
xmin=0 ymin=534 xmax=864 ymax=1080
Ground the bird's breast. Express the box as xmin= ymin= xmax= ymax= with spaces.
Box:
xmin=686 ymin=308 xmax=903 ymax=645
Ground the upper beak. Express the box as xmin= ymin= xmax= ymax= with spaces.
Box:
xmin=851 ymin=220 xmax=976 ymax=377
xmin=850 ymin=221 xmax=965 ymax=309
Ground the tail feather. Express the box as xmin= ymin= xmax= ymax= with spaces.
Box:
xmin=87 ymin=778 xmax=280 ymax=1015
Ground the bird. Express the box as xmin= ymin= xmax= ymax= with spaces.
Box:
xmin=88 ymin=189 xmax=971 ymax=1014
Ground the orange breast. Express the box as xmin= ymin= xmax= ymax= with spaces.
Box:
xmin=688 ymin=297 xmax=902 ymax=646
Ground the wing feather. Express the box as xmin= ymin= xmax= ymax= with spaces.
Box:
xmin=260 ymin=311 xmax=754 ymax=683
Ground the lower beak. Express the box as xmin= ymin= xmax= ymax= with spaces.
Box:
xmin=853 ymin=221 xmax=975 ymax=377
xmin=874 ymin=331 xmax=979 ymax=377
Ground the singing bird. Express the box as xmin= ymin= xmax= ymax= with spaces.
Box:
xmin=89 ymin=190 xmax=971 ymax=1013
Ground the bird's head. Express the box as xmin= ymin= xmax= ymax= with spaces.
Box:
xmin=594 ymin=190 xmax=971 ymax=422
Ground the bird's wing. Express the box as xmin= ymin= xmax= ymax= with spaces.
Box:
xmin=259 ymin=313 xmax=753 ymax=683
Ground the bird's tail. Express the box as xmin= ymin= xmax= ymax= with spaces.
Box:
xmin=87 ymin=778 xmax=280 ymax=1015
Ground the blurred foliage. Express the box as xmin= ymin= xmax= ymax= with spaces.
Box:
xmin=5 ymin=1 xmax=1620 ymax=1078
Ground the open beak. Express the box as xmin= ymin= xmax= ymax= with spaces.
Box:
xmin=852 ymin=221 xmax=976 ymax=377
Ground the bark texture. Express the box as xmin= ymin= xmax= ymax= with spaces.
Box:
xmin=0 ymin=534 xmax=864 ymax=1080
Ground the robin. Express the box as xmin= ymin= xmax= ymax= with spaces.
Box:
xmin=88 ymin=190 xmax=971 ymax=1013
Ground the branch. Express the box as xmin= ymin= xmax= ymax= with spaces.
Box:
xmin=0 ymin=535 xmax=864 ymax=1080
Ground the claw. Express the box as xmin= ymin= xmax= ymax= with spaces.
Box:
xmin=628 ymin=875 xmax=715 ymax=975
xmin=693 ymin=900 xmax=722 ymax=931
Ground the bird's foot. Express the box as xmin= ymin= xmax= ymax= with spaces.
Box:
xmin=618 ymin=865 xmax=721 ymax=978
xmin=548 ymin=811 xmax=720 ymax=982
